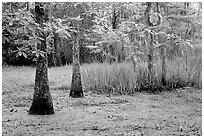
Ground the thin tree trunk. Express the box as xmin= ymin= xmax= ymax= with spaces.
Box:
xmin=108 ymin=8 xmax=119 ymax=64
xmin=133 ymin=46 xmax=137 ymax=73
xmin=183 ymin=2 xmax=189 ymax=39
xmin=26 ymin=2 xmax=29 ymax=11
xmin=145 ymin=2 xmax=154 ymax=87
xmin=69 ymin=34 xmax=84 ymax=98
xmin=160 ymin=45 xmax=167 ymax=86
xmin=157 ymin=3 xmax=167 ymax=86
xmin=112 ymin=9 xmax=118 ymax=30
xmin=148 ymin=33 xmax=154 ymax=86
xmin=29 ymin=2 xmax=54 ymax=115
xmin=54 ymin=32 xmax=62 ymax=66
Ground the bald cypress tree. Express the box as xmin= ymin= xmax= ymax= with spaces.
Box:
xmin=69 ymin=33 xmax=84 ymax=98
xmin=28 ymin=2 xmax=54 ymax=115
xmin=69 ymin=20 xmax=84 ymax=98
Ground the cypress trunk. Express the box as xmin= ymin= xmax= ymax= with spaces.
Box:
xmin=69 ymin=35 xmax=84 ymax=98
xmin=160 ymin=45 xmax=167 ymax=86
xmin=148 ymin=33 xmax=154 ymax=86
xmin=145 ymin=2 xmax=154 ymax=87
xmin=28 ymin=48 xmax=54 ymax=115
xmin=28 ymin=3 xmax=54 ymax=115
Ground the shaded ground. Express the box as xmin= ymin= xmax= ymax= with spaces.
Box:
xmin=2 ymin=66 xmax=202 ymax=136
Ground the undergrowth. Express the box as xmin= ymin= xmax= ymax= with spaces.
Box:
xmin=81 ymin=52 xmax=201 ymax=94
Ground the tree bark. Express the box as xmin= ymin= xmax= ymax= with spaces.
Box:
xmin=160 ymin=45 xmax=167 ymax=86
xmin=69 ymin=33 xmax=84 ymax=98
xmin=145 ymin=2 xmax=154 ymax=87
xmin=133 ymin=45 xmax=137 ymax=73
xmin=112 ymin=9 xmax=118 ymax=30
xmin=148 ymin=33 xmax=154 ymax=86
xmin=145 ymin=2 xmax=154 ymax=26
xmin=26 ymin=2 xmax=29 ymax=11
xmin=53 ymin=32 xmax=62 ymax=66
xmin=28 ymin=2 xmax=54 ymax=115
xmin=158 ymin=32 xmax=167 ymax=86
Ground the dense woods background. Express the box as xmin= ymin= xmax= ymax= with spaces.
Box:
xmin=2 ymin=2 xmax=202 ymax=66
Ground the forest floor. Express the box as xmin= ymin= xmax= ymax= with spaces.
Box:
xmin=2 ymin=66 xmax=202 ymax=136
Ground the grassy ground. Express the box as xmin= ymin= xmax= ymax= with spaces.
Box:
xmin=2 ymin=66 xmax=202 ymax=136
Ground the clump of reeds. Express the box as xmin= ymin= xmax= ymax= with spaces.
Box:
xmin=81 ymin=51 xmax=201 ymax=94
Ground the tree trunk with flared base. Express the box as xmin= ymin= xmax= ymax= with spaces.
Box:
xmin=69 ymin=35 xmax=84 ymax=98
xmin=28 ymin=2 xmax=54 ymax=115
xmin=28 ymin=56 xmax=54 ymax=115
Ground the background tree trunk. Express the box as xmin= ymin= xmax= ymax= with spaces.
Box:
xmin=28 ymin=2 xmax=54 ymax=115
xmin=160 ymin=45 xmax=167 ymax=86
xmin=145 ymin=2 xmax=154 ymax=88
xmin=69 ymin=33 xmax=84 ymax=98
xmin=148 ymin=33 xmax=154 ymax=87
xmin=53 ymin=32 xmax=62 ymax=66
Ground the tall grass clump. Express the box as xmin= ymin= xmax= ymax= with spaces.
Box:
xmin=81 ymin=51 xmax=201 ymax=95
xmin=82 ymin=62 xmax=148 ymax=94
xmin=165 ymin=56 xmax=201 ymax=89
